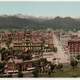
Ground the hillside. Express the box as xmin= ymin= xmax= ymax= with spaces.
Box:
xmin=0 ymin=15 xmax=80 ymax=31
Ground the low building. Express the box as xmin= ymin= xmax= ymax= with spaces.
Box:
xmin=4 ymin=57 xmax=41 ymax=74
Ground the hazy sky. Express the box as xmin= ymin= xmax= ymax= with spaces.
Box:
xmin=0 ymin=2 xmax=80 ymax=17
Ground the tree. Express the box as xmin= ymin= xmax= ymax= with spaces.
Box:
xmin=76 ymin=55 xmax=80 ymax=60
xmin=40 ymin=58 xmax=48 ymax=66
xmin=22 ymin=50 xmax=32 ymax=61
xmin=4 ymin=37 xmax=14 ymax=61
xmin=53 ymin=47 xmax=57 ymax=53
xmin=50 ymin=63 xmax=56 ymax=73
xmin=70 ymin=60 xmax=78 ymax=70
xmin=0 ymin=62 xmax=5 ymax=74
xmin=18 ymin=64 xmax=23 ymax=77
xmin=56 ymin=63 xmax=63 ymax=71
xmin=5 ymin=37 xmax=12 ymax=49
xmin=0 ymin=48 xmax=8 ymax=61
xmin=32 ymin=67 xmax=39 ymax=77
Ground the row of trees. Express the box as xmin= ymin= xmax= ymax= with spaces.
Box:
xmin=31 ymin=54 xmax=80 ymax=77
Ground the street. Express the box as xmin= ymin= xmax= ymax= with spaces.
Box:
xmin=52 ymin=32 xmax=70 ymax=64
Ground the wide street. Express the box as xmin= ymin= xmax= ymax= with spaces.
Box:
xmin=52 ymin=32 xmax=70 ymax=64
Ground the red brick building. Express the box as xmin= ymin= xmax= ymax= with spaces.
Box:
xmin=68 ymin=37 xmax=80 ymax=57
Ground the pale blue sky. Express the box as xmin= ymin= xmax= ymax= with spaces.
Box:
xmin=0 ymin=2 xmax=80 ymax=17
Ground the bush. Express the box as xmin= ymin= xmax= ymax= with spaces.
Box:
xmin=70 ymin=60 xmax=78 ymax=70
xmin=18 ymin=72 xmax=23 ymax=77
xmin=32 ymin=67 xmax=39 ymax=77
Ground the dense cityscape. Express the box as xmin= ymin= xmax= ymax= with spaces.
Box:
xmin=0 ymin=2 xmax=80 ymax=78
xmin=0 ymin=29 xmax=79 ymax=77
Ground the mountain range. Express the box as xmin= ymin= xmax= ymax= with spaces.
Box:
xmin=0 ymin=15 xmax=80 ymax=31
